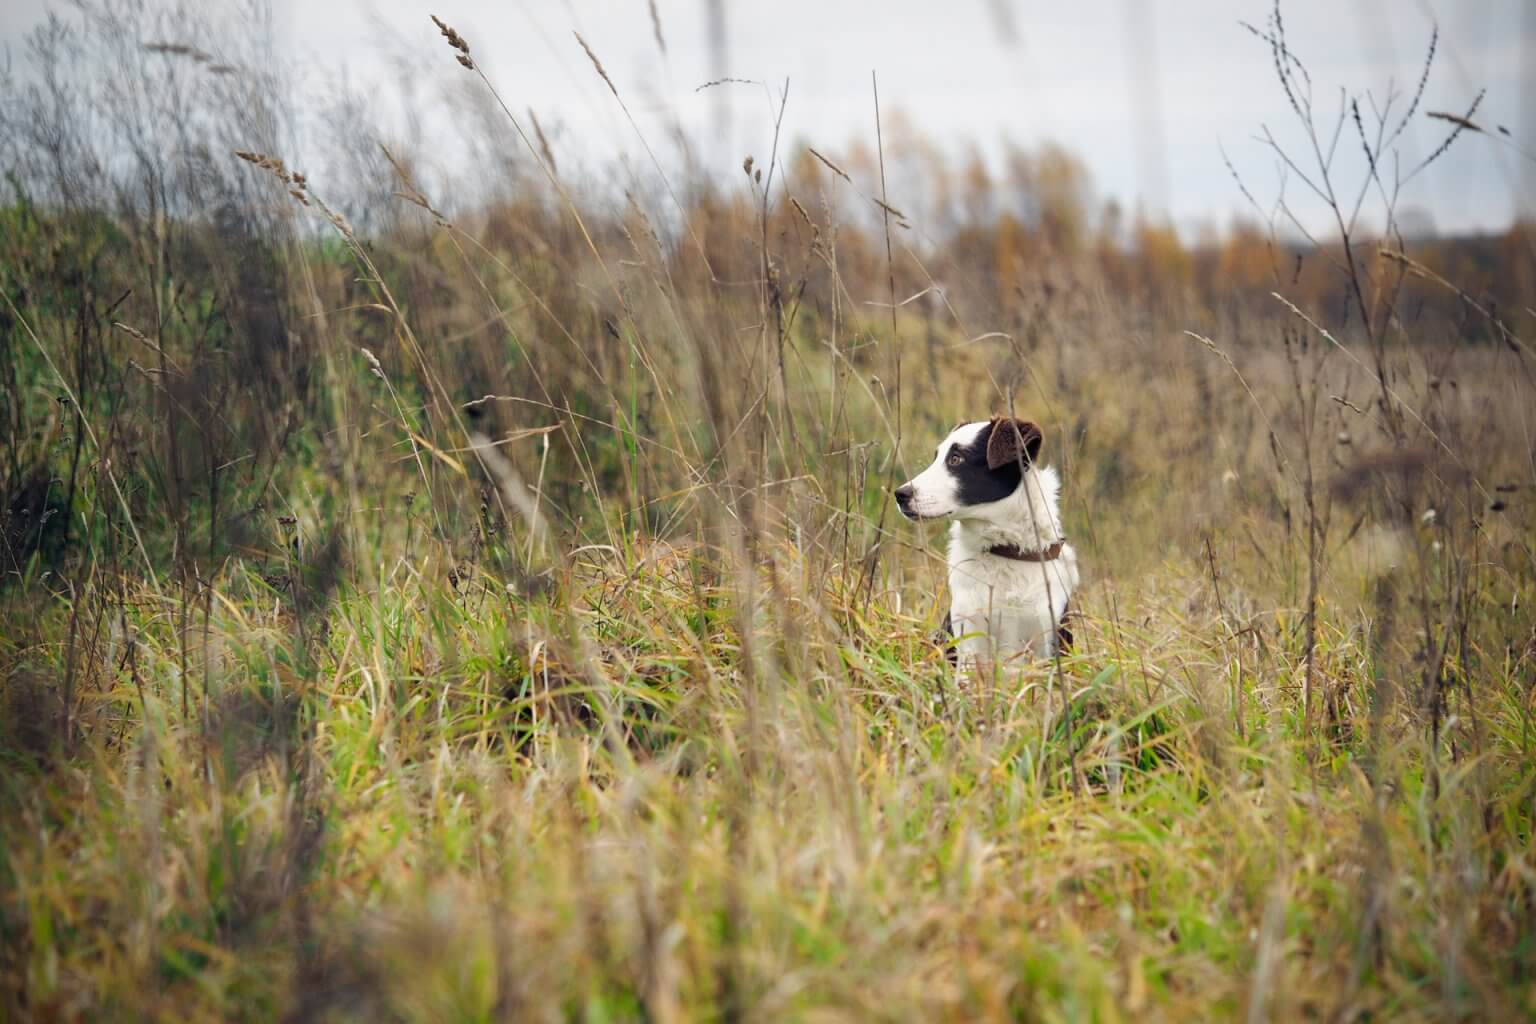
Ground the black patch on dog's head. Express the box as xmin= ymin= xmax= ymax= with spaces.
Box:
xmin=947 ymin=420 xmax=1025 ymax=506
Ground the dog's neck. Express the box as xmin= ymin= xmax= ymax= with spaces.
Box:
xmin=948 ymin=464 xmax=1066 ymax=555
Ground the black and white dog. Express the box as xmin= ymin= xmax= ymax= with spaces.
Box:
xmin=895 ymin=417 xmax=1079 ymax=667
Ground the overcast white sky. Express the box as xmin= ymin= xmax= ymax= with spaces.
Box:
xmin=4 ymin=0 xmax=1533 ymax=236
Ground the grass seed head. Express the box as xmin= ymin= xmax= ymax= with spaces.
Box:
xmin=431 ymin=15 xmax=470 ymax=54
xmin=574 ymin=32 xmax=617 ymax=97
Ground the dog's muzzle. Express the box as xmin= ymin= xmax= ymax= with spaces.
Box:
xmin=894 ymin=483 xmax=917 ymax=519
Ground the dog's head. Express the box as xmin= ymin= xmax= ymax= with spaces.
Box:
xmin=894 ymin=417 xmax=1043 ymax=521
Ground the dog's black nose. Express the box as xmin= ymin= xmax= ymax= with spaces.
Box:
xmin=894 ymin=483 xmax=914 ymax=506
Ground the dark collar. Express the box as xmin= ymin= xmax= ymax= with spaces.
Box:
xmin=986 ymin=540 xmax=1065 ymax=562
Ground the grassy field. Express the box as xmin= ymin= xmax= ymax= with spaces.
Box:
xmin=3 ymin=3 xmax=1536 ymax=1020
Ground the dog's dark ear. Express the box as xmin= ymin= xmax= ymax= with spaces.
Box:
xmin=986 ymin=417 xmax=1043 ymax=470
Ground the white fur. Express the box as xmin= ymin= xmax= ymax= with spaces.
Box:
xmin=900 ymin=422 xmax=1080 ymax=668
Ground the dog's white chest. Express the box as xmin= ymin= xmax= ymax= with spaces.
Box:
xmin=947 ymin=537 xmax=1079 ymax=662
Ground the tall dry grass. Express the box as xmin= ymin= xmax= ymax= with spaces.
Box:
xmin=2 ymin=1 xmax=1534 ymax=1020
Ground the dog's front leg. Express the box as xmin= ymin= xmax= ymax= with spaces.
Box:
xmin=950 ymin=612 xmax=995 ymax=680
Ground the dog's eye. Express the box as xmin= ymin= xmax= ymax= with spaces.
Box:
xmin=946 ymin=449 xmax=964 ymax=467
